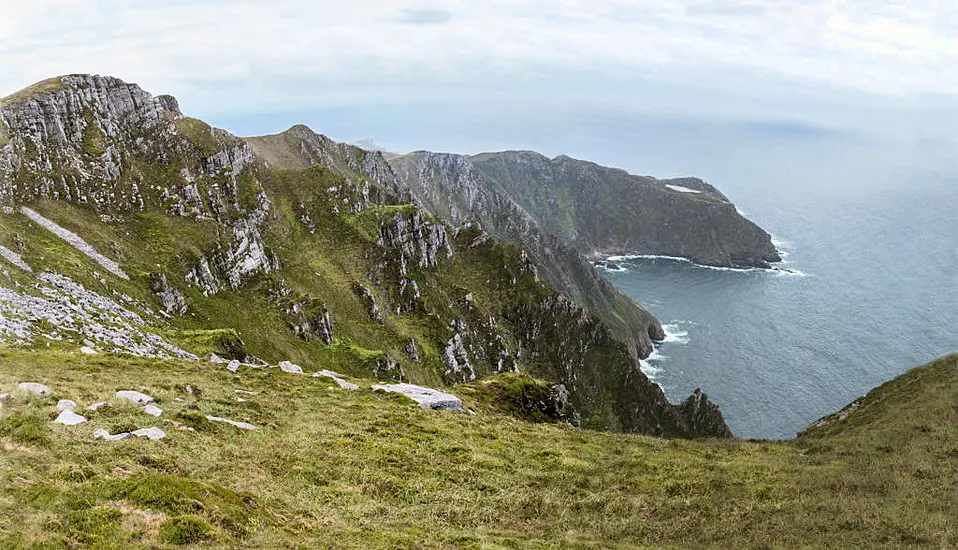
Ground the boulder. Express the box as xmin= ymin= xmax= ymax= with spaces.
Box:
xmin=56 ymin=399 xmax=77 ymax=412
xmin=80 ymin=346 xmax=97 ymax=355
xmin=86 ymin=401 xmax=108 ymax=411
xmin=18 ymin=382 xmax=51 ymax=396
xmin=54 ymin=410 xmax=88 ymax=426
xmin=142 ymin=404 xmax=163 ymax=417
xmin=279 ymin=361 xmax=303 ymax=374
xmin=132 ymin=427 xmax=166 ymax=440
xmin=372 ymin=383 xmax=463 ymax=412
xmin=116 ymin=390 xmax=153 ymax=404
xmin=227 ymin=360 xmax=240 ymax=373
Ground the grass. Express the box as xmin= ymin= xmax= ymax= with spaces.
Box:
xmin=0 ymin=348 xmax=957 ymax=548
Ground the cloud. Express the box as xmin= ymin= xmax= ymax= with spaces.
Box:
xmin=0 ymin=0 xmax=955 ymax=128
xmin=396 ymin=8 xmax=452 ymax=25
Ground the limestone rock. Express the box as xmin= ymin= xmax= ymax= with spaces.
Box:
xmin=676 ymin=389 xmax=733 ymax=439
xmin=18 ymin=382 xmax=51 ymax=396
xmin=86 ymin=401 xmax=108 ymax=411
xmin=142 ymin=404 xmax=163 ymax=417
xmin=313 ymin=370 xmax=359 ymax=390
xmin=149 ymin=273 xmax=187 ymax=315
xmin=116 ymin=390 xmax=153 ymax=404
xmin=56 ymin=399 xmax=77 ymax=412
xmin=227 ymin=360 xmax=240 ymax=373
xmin=204 ymin=415 xmax=255 ymax=430
xmin=93 ymin=429 xmax=132 ymax=441
xmin=54 ymin=410 xmax=88 ymax=426
xmin=132 ymin=427 xmax=166 ymax=440
xmin=372 ymin=383 xmax=463 ymax=412
xmin=80 ymin=346 xmax=97 ymax=355
xmin=279 ymin=361 xmax=303 ymax=374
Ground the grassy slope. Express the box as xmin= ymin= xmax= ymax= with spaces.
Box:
xmin=0 ymin=349 xmax=957 ymax=548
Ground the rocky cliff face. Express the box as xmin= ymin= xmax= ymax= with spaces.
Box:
xmin=0 ymin=75 xmax=731 ymax=439
xmin=463 ymin=151 xmax=781 ymax=268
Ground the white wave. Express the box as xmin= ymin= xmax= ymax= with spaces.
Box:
xmin=638 ymin=358 xmax=662 ymax=379
xmin=605 ymin=252 xmax=810 ymax=277
xmin=595 ymin=263 xmax=629 ymax=273
xmin=660 ymin=323 xmax=690 ymax=344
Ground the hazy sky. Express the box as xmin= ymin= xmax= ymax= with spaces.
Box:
xmin=2 ymin=1 xmax=955 ymax=174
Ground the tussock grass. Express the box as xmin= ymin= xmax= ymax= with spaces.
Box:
xmin=1 ymin=348 xmax=957 ymax=547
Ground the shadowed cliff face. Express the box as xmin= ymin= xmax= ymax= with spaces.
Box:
xmin=0 ymin=74 xmax=731 ymax=438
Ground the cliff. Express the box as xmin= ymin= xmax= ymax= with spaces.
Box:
xmin=394 ymin=150 xmax=781 ymax=269
xmin=0 ymin=74 xmax=727 ymax=438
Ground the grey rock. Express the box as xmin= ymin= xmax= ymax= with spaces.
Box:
xmin=227 ymin=360 xmax=240 ymax=373
xmin=149 ymin=273 xmax=187 ymax=315
xmin=312 ymin=370 xmax=359 ymax=390
xmin=86 ymin=401 xmax=108 ymax=411
xmin=443 ymin=333 xmax=476 ymax=382
xmin=56 ymin=399 xmax=77 ymax=412
xmin=80 ymin=346 xmax=97 ymax=355
xmin=116 ymin=390 xmax=153 ymax=404
xmin=204 ymin=415 xmax=256 ymax=430
xmin=93 ymin=428 xmax=132 ymax=441
xmin=54 ymin=410 xmax=87 ymax=425
xmin=132 ymin=427 xmax=166 ymax=440
xmin=18 ymin=382 xmax=51 ymax=396
xmin=20 ymin=207 xmax=129 ymax=280
xmin=142 ymin=404 xmax=163 ymax=417
xmin=278 ymin=360 xmax=303 ymax=374
xmin=372 ymin=383 xmax=463 ymax=412
xmin=0 ymin=244 xmax=31 ymax=272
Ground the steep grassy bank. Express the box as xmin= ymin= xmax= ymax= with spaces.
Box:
xmin=0 ymin=349 xmax=956 ymax=548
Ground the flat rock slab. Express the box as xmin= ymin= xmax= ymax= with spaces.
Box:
xmin=313 ymin=370 xmax=359 ymax=390
xmin=54 ymin=410 xmax=88 ymax=426
xmin=205 ymin=415 xmax=256 ymax=430
xmin=93 ymin=429 xmax=132 ymax=441
xmin=80 ymin=346 xmax=98 ymax=355
xmin=18 ymin=382 xmax=52 ymax=396
xmin=227 ymin=360 xmax=240 ymax=373
xmin=56 ymin=399 xmax=77 ymax=412
xmin=132 ymin=427 xmax=166 ymax=440
xmin=116 ymin=390 xmax=153 ymax=404
xmin=142 ymin=404 xmax=163 ymax=417
xmin=86 ymin=402 xmax=109 ymax=411
xmin=372 ymin=383 xmax=464 ymax=412
xmin=279 ymin=361 xmax=303 ymax=374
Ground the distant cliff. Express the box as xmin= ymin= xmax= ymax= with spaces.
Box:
xmin=395 ymin=150 xmax=781 ymax=270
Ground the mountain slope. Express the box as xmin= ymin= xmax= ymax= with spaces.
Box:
xmin=0 ymin=75 xmax=725 ymax=437
xmin=0 ymin=349 xmax=956 ymax=547
xmin=250 ymin=128 xmax=665 ymax=360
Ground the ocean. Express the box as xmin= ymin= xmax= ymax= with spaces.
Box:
xmin=600 ymin=146 xmax=958 ymax=439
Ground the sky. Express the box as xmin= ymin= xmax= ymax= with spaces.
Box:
xmin=1 ymin=0 xmax=956 ymax=176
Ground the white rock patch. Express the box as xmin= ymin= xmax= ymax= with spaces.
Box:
xmin=142 ymin=404 xmax=163 ymax=417
xmin=94 ymin=429 xmax=132 ymax=441
xmin=20 ymin=207 xmax=130 ymax=280
xmin=664 ymin=184 xmax=702 ymax=194
xmin=0 ymin=244 xmax=32 ymax=272
xmin=371 ymin=383 xmax=464 ymax=412
xmin=132 ymin=427 xmax=166 ymax=440
xmin=56 ymin=399 xmax=77 ymax=412
xmin=54 ymin=410 xmax=88 ymax=426
xmin=279 ymin=361 xmax=303 ymax=374
xmin=313 ymin=370 xmax=359 ymax=390
xmin=116 ymin=390 xmax=153 ymax=404
xmin=205 ymin=415 xmax=256 ymax=430
xmin=18 ymin=382 xmax=51 ymax=396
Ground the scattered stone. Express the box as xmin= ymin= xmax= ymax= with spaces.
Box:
xmin=227 ymin=360 xmax=240 ymax=373
xmin=94 ymin=429 xmax=132 ymax=441
xmin=56 ymin=399 xmax=77 ymax=412
xmin=236 ymin=397 xmax=247 ymax=402
xmin=80 ymin=346 xmax=98 ymax=355
xmin=18 ymin=382 xmax=51 ymax=396
xmin=371 ymin=383 xmax=464 ymax=412
xmin=54 ymin=410 xmax=88 ymax=426
xmin=209 ymin=354 xmax=229 ymax=364
xmin=204 ymin=415 xmax=256 ymax=430
xmin=132 ymin=427 xmax=166 ymax=440
xmin=86 ymin=401 xmax=108 ymax=411
xmin=235 ymin=390 xmax=258 ymax=395
xmin=0 ymin=393 xmax=9 ymax=401
xmin=20 ymin=207 xmax=130 ymax=280
xmin=313 ymin=370 xmax=359 ymax=390
xmin=116 ymin=390 xmax=153 ymax=404
xmin=149 ymin=272 xmax=188 ymax=315
xmin=279 ymin=361 xmax=303 ymax=374
xmin=142 ymin=404 xmax=163 ymax=417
